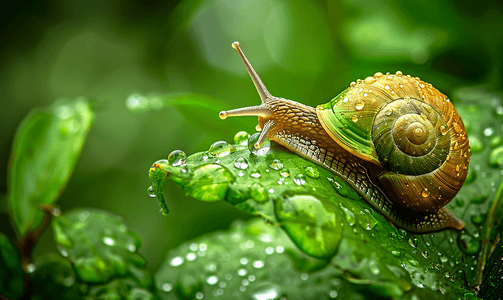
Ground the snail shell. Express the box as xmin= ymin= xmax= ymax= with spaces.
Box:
xmin=220 ymin=42 xmax=469 ymax=233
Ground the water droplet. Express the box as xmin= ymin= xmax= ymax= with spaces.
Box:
xmin=195 ymin=292 xmax=204 ymax=299
xmin=250 ymin=171 xmax=261 ymax=178
xmin=167 ymin=150 xmax=187 ymax=166
xmin=247 ymin=133 xmax=270 ymax=155
xmin=26 ymin=264 xmax=36 ymax=273
xmin=343 ymin=97 xmax=349 ymax=103
xmin=209 ymin=141 xmax=235 ymax=157
xmin=470 ymin=214 xmax=485 ymax=225
xmin=422 ymin=251 xmax=429 ymax=259
xmin=369 ymin=260 xmax=380 ymax=275
xmin=385 ymin=85 xmax=391 ymax=90
xmin=391 ymin=250 xmax=401 ymax=257
xmin=355 ymin=99 xmax=366 ymax=110
xmin=250 ymin=183 xmax=269 ymax=203
xmin=304 ymin=166 xmax=320 ymax=178
xmin=269 ymin=159 xmax=283 ymax=170
xmin=489 ymin=146 xmax=503 ymax=168
xmin=422 ymin=188 xmax=430 ymax=198
xmin=234 ymin=157 xmax=249 ymax=170
xmin=457 ymin=233 xmax=481 ymax=255
xmin=409 ymin=237 xmax=419 ymax=247
xmin=147 ymin=186 xmax=156 ymax=197
xmin=351 ymin=114 xmax=359 ymax=122
xmin=357 ymin=210 xmax=378 ymax=230
xmin=78 ymin=210 xmax=90 ymax=221
xmin=250 ymin=283 xmax=280 ymax=300
xmin=328 ymin=177 xmax=347 ymax=197
xmin=339 ymin=204 xmax=355 ymax=226
xmin=186 ymin=253 xmax=196 ymax=261
xmin=483 ymin=127 xmax=494 ymax=137
xmin=162 ymin=283 xmax=172 ymax=292
xmin=265 ymin=247 xmax=274 ymax=255
xmin=253 ymin=260 xmax=264 ymax=268
xmin=276 ymin=246 xmax=284 ymax=253
xmin=398 ymin=229 xmax=407 ymax=239
xmin=238 ymin=268 xmax=248 ymax=276
xmin=170 ymin=256 xmax=184 ymax=267
xmin=206 ymin=275 xmax=219 ymax=285
xmin=126 ymin=93 xmax=149 ymax=112
xmin=364 ymin=76 xmax=376 ymax=84
xmin=102 ymin=237 xmax=116 ymax=246
xmin=234 ymin=131 xmax=250 ymax=145
xmin=329 ymin=290 xmax=338 ymax=298
xmin=374 ymin=72 xmax=383 ymax=77
xmin=384 ymin=109 xmax=393 ymax=116
xmin=293 ymin=174 xmax=306 ymax=185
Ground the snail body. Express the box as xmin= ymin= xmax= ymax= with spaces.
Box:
xmin=219 ymin=41 xmax=469 ymax=233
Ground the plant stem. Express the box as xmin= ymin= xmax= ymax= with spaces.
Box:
xmin=18 ymin=204 xmax=60 ymax=300
xmin=474 ymin=177 xmax=503 ymax=290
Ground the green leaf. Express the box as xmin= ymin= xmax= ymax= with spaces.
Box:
xmin=31 ymin=253 xmax=82 ymax=300
xmin=155 ymin=219 xmax=464 ymax=300
xmin=31 ymin=253 xmax=159 ymax=300
xmin=8 ymin=98 xmax=94 ymax=238
xmin=51 ymin=208 xmax=152 ymax=286
xmin=0 ymin=233 xmax=24 ymax=299
xmin=149 ymin=138 xmax=471 ymax=298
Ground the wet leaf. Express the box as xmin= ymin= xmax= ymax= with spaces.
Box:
xmin=0 ymin=233 xmax=24 ymax=299
xmin=156 ymin=219 xmax=466 ymax=300
xmin=8 ymin=98 xmax=94 ymax=238
xmin=150 ymin=136 xmax=473 ymax=298
xmin=51 ymin=208 xmax=152 ymax=286
xmin=31 ymin=253 xmax=159 ymax=300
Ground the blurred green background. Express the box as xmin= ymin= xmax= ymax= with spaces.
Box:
xmin=1 ymin=0 xmax=502 ymax=274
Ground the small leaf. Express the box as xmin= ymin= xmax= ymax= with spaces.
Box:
xmin=0 ymin=233 xmax=24 ymax=299
xmin=51 ymin=208 xmax=151 ymax=285
xmin=8 ymin=98 xmax=94 ymax=238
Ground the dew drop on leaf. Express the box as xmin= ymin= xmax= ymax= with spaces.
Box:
xmin=209 ymin=141 xmax=236 ymax=157
xmin=304 ymin=166 xmax=320 ymax=178
xmin=293 ymin=174 xmax=306 ymax=185
xmin=409 ymin=237 xmax=419 ymax=248
xmin=269 ymin=159 xmax=283 ymax=170
xmin=457 ymin=233 xmax=481 ymax=255
xmin=279 ymin=169 xmax=290 ymax=177
xmin=234 ymin=157 xmax=249 ymax=170
xmin=339 ymin=204 xmax=355 ymax=226
xmin=247 ymin=133 xmax=270 ymax=155
xmin=167 ymin=150 xmax=187 ymax=166
xmin=234 ymin=131 xmax=250 ymax=145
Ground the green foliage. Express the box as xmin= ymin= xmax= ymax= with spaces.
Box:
xmin=8 ymin=98 xmax=94 ymax=238
xmin=0 ymin=233 xmax=24 ymax=299
xmin=52 ymin=209 xmax=151 ymax=285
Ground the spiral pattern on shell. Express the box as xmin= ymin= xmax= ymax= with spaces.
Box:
xmin=317 ymin=71 xmax=470 ymax=214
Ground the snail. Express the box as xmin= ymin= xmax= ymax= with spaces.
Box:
xmin=219 ymin=41 xmax=470 ymax=233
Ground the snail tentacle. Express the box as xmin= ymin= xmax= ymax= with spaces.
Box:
xmin=219 ymin=105 xmax=271 ymax=120
xmin=232 ymin=41 xmax=271 ymax=102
